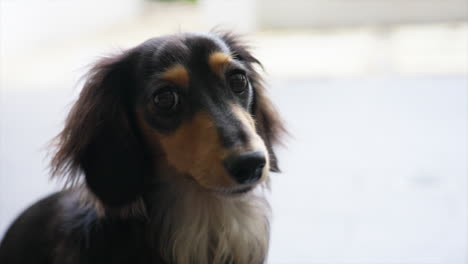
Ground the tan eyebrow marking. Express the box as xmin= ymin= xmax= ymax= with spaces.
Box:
xmin=161 ymin=64 xmax=189 ymax=88
xmin=209 ymin=52 xmax=232 ymax=76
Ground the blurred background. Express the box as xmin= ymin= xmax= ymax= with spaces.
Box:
xmin=1 ymin=0 xmax=467 ymax=263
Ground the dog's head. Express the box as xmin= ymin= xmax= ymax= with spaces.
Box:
xmin=52 ymin=32 xmax=285 ymax=207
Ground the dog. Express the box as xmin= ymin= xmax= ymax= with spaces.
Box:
xmin=0 ymin=32 xmax=285 ymax=264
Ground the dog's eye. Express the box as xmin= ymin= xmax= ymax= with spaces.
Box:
xmin=153 ymin=90 xmax=179 ymax=111
xmin=228 ymin=73 xmax=248 ymax=93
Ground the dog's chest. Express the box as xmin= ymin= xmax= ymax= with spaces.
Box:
xmin=151 ymin=192 xmax=270 ymax=264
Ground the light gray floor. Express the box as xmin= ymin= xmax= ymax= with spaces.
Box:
xmin=1 ymin=76 xmax=467 ymax=263
xmin=268 ymin=77 xmax=467 ymax=263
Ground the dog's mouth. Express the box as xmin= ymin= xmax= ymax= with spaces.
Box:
xmin=211 ymin=185 xmax=254 ymax=197
xmin=181 ymin=173 xmax=256 ymax=197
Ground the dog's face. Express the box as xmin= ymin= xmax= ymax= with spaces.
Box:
xmin=136 ymin=34 xmax=269 ymax=194
xmin=52 ymin=33 xmax=284 ymax=206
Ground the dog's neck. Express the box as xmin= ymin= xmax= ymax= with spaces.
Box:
xmin=146 ymin=174 xmax=271 ymax=264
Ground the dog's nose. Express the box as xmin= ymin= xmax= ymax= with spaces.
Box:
xmin=224 ymin=151 xmax=266 ymax=184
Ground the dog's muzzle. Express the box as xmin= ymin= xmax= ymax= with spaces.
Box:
xmin=224 ymin=151 xmax=266 ymax=184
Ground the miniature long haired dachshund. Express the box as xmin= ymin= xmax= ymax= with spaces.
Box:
xmin=0 ymin=32 xmax=285 ymax=264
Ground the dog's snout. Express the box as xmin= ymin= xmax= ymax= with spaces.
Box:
xmin=224 ymin=151 xmax=266 ymax=184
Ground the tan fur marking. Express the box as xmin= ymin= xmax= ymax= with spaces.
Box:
xmin=138 ymin=111 xmax=236 ymax=189
xmin=161 ymin=64 xmax=189 ymax=88
xmin=209 ymin=52 xmax=231 ymax=76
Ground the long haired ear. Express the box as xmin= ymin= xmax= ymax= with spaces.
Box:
xmin=51 ymin=50 xmax=149 ymax=207
xmin=217 ymin=31 xmax=286 ymax=172
xmin=251 ymin=76 xmax=286 ymax=172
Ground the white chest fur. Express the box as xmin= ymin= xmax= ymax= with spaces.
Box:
xmin=150 ymin=185 xmax=271 ymax=264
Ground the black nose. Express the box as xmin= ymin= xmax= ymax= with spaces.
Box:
xmin=224 ymin=151 xmax=266 ymax=184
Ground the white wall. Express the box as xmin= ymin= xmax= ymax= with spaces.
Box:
xmin=258 ymin=0 xmax=468 ymax=28
xmin=199 ymin=0 xmax=258 ymax=32
xmin=0 ymin=0 xmax=144 ymax=56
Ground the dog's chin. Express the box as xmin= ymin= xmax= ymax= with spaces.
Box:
xmin=210 ymin=185 xmax=255 ymax=198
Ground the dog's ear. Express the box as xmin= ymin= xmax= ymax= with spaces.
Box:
xmin=217 ymin=31 xmax=286 ymax=172
xmin=251 ymin=78 xmax=285 ymax=172
xmin=51 ymin=50 xmax=149 ymax=207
